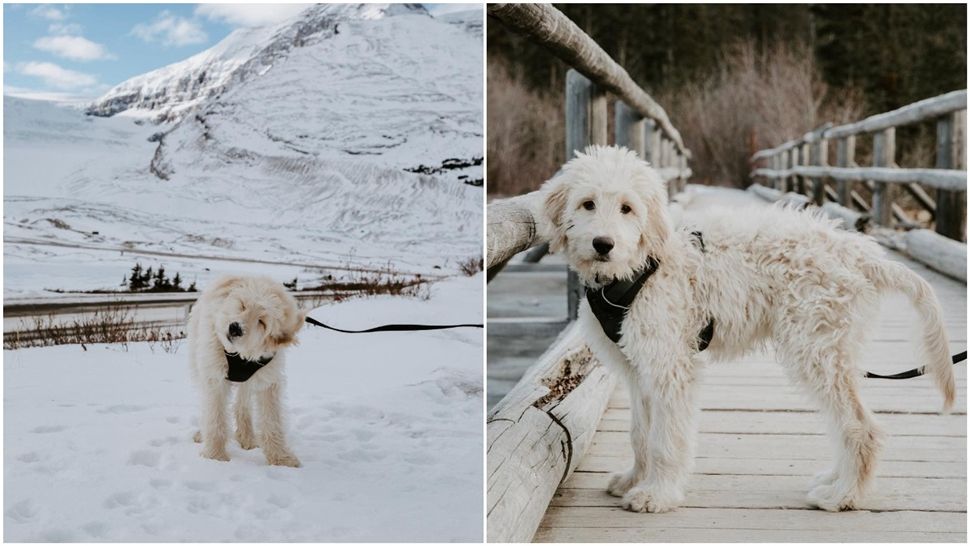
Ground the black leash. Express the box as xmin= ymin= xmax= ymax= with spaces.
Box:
xmin=865 ymin=351 xmax=967 ymax=380
xmin=304 ymin=316 xmax=483 ymax=333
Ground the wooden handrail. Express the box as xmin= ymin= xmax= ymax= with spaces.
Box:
xmin=488 ymin=3 xmax=690 ymax=158
xmin=752 ymin=90 xmax=967 ymax=160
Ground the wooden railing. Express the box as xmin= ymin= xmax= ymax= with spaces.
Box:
xmin=750 ymin=90 xmax=967 ymax=242
xmin=486 ymin=4 xmax=691 ymax=542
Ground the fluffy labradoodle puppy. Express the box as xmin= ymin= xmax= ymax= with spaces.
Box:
xmin=188 ymin=275 xmax=306 ymax=467
xmin=538 ymin=145 xmax=954 ymax=513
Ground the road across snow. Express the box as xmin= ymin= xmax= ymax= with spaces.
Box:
xmin=3 ymin=275 xmax=483 ymax=541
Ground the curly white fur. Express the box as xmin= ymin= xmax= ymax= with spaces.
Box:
xmin=187 ymin=275 xmax=306 ymax=467
xmin=538 ymin=145 xmax=955 ymax=513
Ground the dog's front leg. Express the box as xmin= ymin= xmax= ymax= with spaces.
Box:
xmin=200 ymin=380 xmax=231 ymax=462
xmin=256 ymin=383 xmax=301 ymax=467
xmin=622 ymin=358 xmax=698 ymax=513
xmin=608 ymin=378 xmax=651 ymax=497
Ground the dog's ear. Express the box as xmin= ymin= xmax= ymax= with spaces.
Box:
xmin=207 ymin=275 xmax=244 ymax=298
xmin=275 ymin=306 xmax=306 ymax=347
xmin=633 ymin=163 xmax=672 ymax=257
xmin=538 ymin=177 xmax=570 ymax=253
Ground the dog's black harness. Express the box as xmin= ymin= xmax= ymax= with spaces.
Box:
xmin=586 ymin=231 xmax=715 ymax=351
xmin=225 ymin=351 xmax=274 ymax=382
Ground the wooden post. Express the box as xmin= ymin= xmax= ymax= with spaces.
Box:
xmin=935 ymin=110 xmax=966 ymax=241
xmin=785 ymin=147 xmax=797 ymax=193
xmin=811 ymin=137 xmax=828 ymax=205
xmin=772 ymin=154 xmax=782 ymax=190
xmin=565 ymin=69 xmax=606 ymax=320
xmin=798 ymin=142 xmax=810 ymax=194
xmin=836 ymin=135 xmax=855 ymax=207
xmin=614 ymin=101 xmax=645 ymax=158
xmin=871 ymin=128 xmax=896 ymax=227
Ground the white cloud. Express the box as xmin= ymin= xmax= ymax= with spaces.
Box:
xmin=30 ymin=5 xmax=65 ymax=21
xmin=34 ymin=35 xmax=115 ymax=62
xmin=48 ymin=22 xmax=83 ymax=35
xmin=195 ymin=4 xmax=308 ymax=28
xmin=17 ymin=61 xmax=97 ymax=89
xmin=131 ymin=11 xmax=207 ymax=47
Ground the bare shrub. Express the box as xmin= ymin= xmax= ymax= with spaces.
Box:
xmin=458 ymin=256 xmax=483 ymax=276
xmin=487 ymin=58 xmax=565 ymax=196
xmin=301 ymin=265 xmax=431 ymax=307
xmin=659 ymin=40 xmax=867 ymax=187
xmin=4 ymin=306 xmax=186 ymax=351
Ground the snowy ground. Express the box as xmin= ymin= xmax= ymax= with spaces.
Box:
xmin=4 ymin=275 xmax=483 ymax=542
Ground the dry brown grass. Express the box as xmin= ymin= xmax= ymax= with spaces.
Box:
xmin=4 ymin=306 xmax=186 ymax=352
xmin=487 ymin=58 xmax=565 ymax=196
xmin=458 ymin=256 xmax=483 ymax=276
xmin=659 ymin=40 xmax=867 ymax=187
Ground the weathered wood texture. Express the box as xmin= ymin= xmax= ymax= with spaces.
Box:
xmin=487 ymin=324 xmax=616 ymax=543
xmin=536 ymin=251 xmax=967 ymax=542
xmin=751 ymin=89 xmax=967 ymax=245
xmin=486 ymin=193 xmax=542 ymax=273
xmin=750 ymin=166 xmax=966 ymax=191
xmin=487 ymin=3 xmax=689 ymax=157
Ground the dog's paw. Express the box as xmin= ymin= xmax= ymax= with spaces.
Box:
xmin=607 ymin=470 xmax=639 ymax=497
xmin=236 ymin=431 xmax=258 ymax=450
xmin=193 ymin=430 xmax=202 ymax=443
xmin=622 ymin=486 xmax=680 ymax=513
xmin=806 ymin=484 xmax=855 ymax=512
xmin=200 ymin=448 xmax=230 ymax=462
xmin=266 ymin=452 xmax=301 ymax=468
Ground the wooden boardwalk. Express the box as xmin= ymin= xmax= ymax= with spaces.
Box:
xmin=535 ymin=251 xmax=967 ymax=542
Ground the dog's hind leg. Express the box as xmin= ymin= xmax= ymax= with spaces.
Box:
xmin=200 ymin=380 xmax=231 ymax=462
xmin=235 ymin=384 xmax=258 ymax=450
xmin=256 ymin=383 xmax=301 ymax=467
xmin=608 ymin=378 xmax=651 ymax=497
xmin=779 ymin=335 xmax=883 ymax=511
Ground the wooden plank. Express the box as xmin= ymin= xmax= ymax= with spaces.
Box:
xmin=555 ymin=473 xmax=966 ymax=512
xmin=904 ymin=229 xmax=967 ymax=281
xmin=614 ymin=101 xmax=644 ymax=158
xmin=537 ymin=523 xmax=965 ymax=543
xmin=598 ymin=408 xmax=966 ymax=436
xmin=588 ymin=431 xmax=965 ymax=463
xmin=538 ymin=506 xmax=967 ymax=533
xmin=750 ymin=166 xmax=966 ymax=191
xmin=578 ymin=455 xmax=966 ymax=478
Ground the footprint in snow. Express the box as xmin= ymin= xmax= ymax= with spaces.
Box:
xmin=82 ymin=521 xmax=108 ymax=538
xmin=5 ymin=499 xmax=38 ymax=523
xmin=17 ymin=452 xmax=40 ymax=463
xmin=98 ymin=404 xmax=147 ymax=414
xmin=128 ymin=450 xmax=161 ymax=467
xmin=30 ymin=425 xmax=66 ymax=434
xmin=103 ymin=491 xmax=136 ymax=509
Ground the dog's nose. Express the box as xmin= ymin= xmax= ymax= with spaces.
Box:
xmin=228 ymin=322 xmax=243 ymax=338
xmin=592 ymin=237 xmax=614 ymax=256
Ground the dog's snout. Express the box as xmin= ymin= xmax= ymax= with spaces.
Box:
xmin=228 ymin=322 xmax=243 ymax=339
xmin=592 ymin=237 xmax=615 ymax=256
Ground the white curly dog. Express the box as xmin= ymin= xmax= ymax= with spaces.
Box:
xmin=188 ymin=275 xmax=306 ymax=467
xmin=537 ymin=145 xmax=955 ymax=513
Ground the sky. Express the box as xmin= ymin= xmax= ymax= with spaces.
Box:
xmin=3 ymin=3 xmax=477 ymax=101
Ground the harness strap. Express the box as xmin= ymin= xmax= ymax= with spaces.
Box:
xmin=304 ymin=316 xmax=482 ymax=333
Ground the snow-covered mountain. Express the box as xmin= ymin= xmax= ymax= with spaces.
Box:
xmin=88 ymin=4 xmax=429 ymax=121
xmin=4 ymin=4 xmax=483 ymax=297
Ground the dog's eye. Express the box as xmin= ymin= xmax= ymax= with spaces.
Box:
xmin=582 ymin=200 xmax=595 ymax=211
xmin=258 ymin=319 xmax=266 ymax=329
xmin=620 ymin=204 xmax=632 ymax=215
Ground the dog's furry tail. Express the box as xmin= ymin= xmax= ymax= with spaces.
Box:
xmin=866 ymin=259 xmax=955 ymax=413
